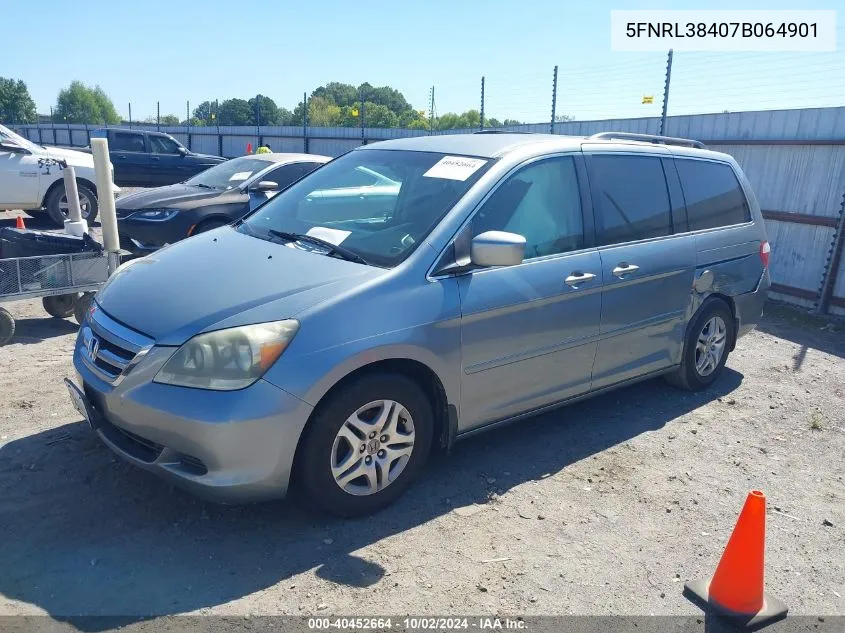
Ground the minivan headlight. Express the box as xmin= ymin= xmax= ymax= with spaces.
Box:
xmin=155 ymin=320 xmax=299 ymax=391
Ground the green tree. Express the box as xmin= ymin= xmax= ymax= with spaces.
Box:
xmin=307 ymin=96 xmax=342 ymax=126
xmin=152 ymin=114 xmax=180 ymax=125
xmin=407 ymin=118 xmax=430 ymax=130
xmin=359 ymin=83 xmax=412 ymax=114
xmin=485 ymin=117 xmax=502 ymax=127
xmin=182 ymin=117 xmax=206 ymax=127
xmin=277 ymin=107 xmax=295 ymax=125
xmin=55 ymin=81 xmax=119 ymax=124
xmin=0 ymin=77 xmax=37 ymax=124
xmin=361 ymin=102 xmax=398 ymax=128
xmin=248 ymin=94 xmax=279 ymax=125
xmin=217 ymin=98 xmax=252 ymax=125
xmin=192 ymin=100 xmax=216 ymax=125
xmin=311 ymin=82 xmax=358 ymax=108
xmin=502 ymin=118 xmax=522 ymax=126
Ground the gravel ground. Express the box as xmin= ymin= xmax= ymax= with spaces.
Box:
xmin=0 ymin=209 xmax=843 ymax=624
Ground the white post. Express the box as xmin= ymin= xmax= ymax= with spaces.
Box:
xmin=90 ymin=138 xmax=119 ymax=256
xmin=62 ymin=165 xmax=88 ymax=236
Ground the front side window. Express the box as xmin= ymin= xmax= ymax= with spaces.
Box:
xmin=149 ymin=135 xmax=182 ymax=154
xmin=111 ymin=131 xmax=145 ymax=152
xmin=472 ymin=156 xmax=584 ymax=258
xmin=590 ymin=154 xmax=672 ymax=246
xmin=675 ymin=159 xmax=751 ymax=230
xmin=240 ymin=149 xmax=492 ymax=268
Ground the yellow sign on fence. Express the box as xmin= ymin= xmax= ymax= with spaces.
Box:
xmin=642 ymin=95 xmax=654 ymax=104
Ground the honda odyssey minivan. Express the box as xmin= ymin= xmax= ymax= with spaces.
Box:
xmin=68 ymin=132 xmax=771 ymax=516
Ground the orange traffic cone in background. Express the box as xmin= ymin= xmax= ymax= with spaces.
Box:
xmin=684 ymin=490 xmax=788 ymax=629
xmin=246 ymin=142 xmax=252 ymax=155
xmin=15 ymin=215 xmax=25 ymax=229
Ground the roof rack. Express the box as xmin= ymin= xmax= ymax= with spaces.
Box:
xmin=588 ymin=132 xmax=706 ymax=149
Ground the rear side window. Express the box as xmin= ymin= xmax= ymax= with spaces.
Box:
xmin=590 ymin=155 xmax=672 ymax=245
xmin=675 ymin=159 xmax=751 ymax=230
xmin=110 ymin=131 xmax=145 ymax=152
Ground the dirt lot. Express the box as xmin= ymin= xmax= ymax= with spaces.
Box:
xmin=0 ymin=210 xmax=843 ymax=624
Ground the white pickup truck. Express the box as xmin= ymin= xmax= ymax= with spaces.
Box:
xmin=0 ymin=124 xmax=118 ymax=226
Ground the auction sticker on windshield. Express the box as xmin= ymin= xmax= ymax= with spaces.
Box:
xmin=229 ymin=171 xmax=252 ymax=182
xmin=423 ymin=156 xmax=487 ymax=181
xmin=306 ymin=226 xmax=352 ymax=245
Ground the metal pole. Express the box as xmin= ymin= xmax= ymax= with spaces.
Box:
xmin=128 ymin=102 xmax=132 ymax=128
xmin=480 ymin=76 xmax=485 ymax=130
xmin=157 ymin=101 xmax=161 ymax=131
xmin=303 ymin=91 xmax=309 ymax=153
xmin=660 ymin=49 xmax=674 ymax=136
xmin=429 ymin=86 xmax=435 ymax=135
xmin=62 ymin=165 xmax=83 ymax=225
xmin=550 ymin=65 xmax=558 ymax=134
xmin=360 ymin=87 xmax=365 ymax=144
xmin=817 ymin=191 xmax=845 ymax=314
xmin=255 ymin=97 xmax=261 ymax=146
xmin=186 ymin=100 xmax=191 ymax=150
xmin=90 ymin=138 xmax=119 ymax=257
xmin=216 ymin=99 xmax=222 ymax=156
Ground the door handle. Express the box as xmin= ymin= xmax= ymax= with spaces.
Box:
xmin=564 ymin=271 xmax=597 ymax=287
xmin=612 ymin=262 xmax=640 ymax=277
xmin=151 ymin=157 xmax=160 ymax=161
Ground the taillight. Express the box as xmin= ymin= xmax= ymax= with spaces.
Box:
xmin=759 ymin=240 xmax=771 ymax=268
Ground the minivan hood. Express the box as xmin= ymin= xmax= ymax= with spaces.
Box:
xmin=96 ymin=227 xmax=382 ymax=345
xmin=116 ymin=183 xmax=241 ymax=211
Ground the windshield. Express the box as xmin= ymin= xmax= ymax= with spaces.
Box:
xmin=239 ymin=149 xmax=492 ymax=268
xmin=0 ymin=124 xmax=41 ymax=153
xmin=185 ymin=156 xmax=274 ymax=190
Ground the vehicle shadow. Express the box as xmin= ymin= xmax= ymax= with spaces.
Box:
xmin=757 ymin=301 xmax=844 ymax=369
xmin=5 ymin=315 xmax=79 ymax=344
xmin=0 ymin=370 xmax=743 ymax=628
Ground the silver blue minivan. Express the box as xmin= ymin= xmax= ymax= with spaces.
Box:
xmin=67 ymin=132 xmax=771 ymax=516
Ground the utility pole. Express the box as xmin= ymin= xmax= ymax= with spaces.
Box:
xmin=660 ymin=49 xmax=674 ymax=136
xmin=186 ymin=101 xmax=190 ymax=124
xmin=127 ymin=103 xmax=132 ymax=128
xmin=480 ymin=76 xmax=485 ymax=130
xmin=255 ymin=97 xmax=261 ymax=147
xmin=156 ymin=101 xmax=160 ymax=131
xmin=429 ymin=85 xmax=435 ymax=135
xmin=550 ymin=65 xmax=558 ymax=134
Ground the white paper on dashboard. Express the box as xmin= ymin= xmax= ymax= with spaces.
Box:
xmin=423 ymin=156 xmax=487 ymax=181
xmin=306 ymin=226 xmax=352 ymax=245
xmin=228 ymin=171 xmax=252 ymax=181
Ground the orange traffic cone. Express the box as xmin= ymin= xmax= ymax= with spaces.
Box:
xmin=15 ymin=215 xmax=25 ymax=229
xmin=246 ymin=142 xmax=252 ymax=155
xmin=684 ymin=490 xmax=788 ymax=629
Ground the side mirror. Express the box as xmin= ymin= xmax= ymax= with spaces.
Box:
xmin=470 ymin=231 xmax=525 ymax=268
xmin=0 ymin=140 xmax=28 ymax=154
xmin=249 ymin=180 xmax=279 ymax=193
xmin=177 ymin=147 xmax=188 ymax=156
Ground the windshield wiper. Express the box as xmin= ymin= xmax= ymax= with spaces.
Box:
xmin=267 ymin=230 xmax=369 ymax=265
xmin=192 ymin=183 xmax=215 ymax=190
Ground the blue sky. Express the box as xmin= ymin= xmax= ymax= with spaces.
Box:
xmin=4 ymin=0 xmax=843 ymax=123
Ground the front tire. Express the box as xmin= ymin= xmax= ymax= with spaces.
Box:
xmin=45 ymin=183 xmax=99 ymax=227
xmin=666 ymin=298 xmax=734 ymax=391
xmin=297 ymin=373 xmax=434 ymax=517
xmin=74 ymin=292 xmax=95 ymax=326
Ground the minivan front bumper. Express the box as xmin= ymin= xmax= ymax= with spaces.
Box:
xmin=70 ymin=309 xmax=313 ymax=503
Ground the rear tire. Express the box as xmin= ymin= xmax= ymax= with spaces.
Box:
xmin=45 ymin=183 xmax=99 ymax=227
xmin=0 ymin=308 xmax=15 ymax=346
xmin=296 ymin=373 xmax=434 ymax=517
xmin=666 ymin=298 xmax=734 ymax=391
xmin=42 ymin=294 xmax=79 ymax=318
